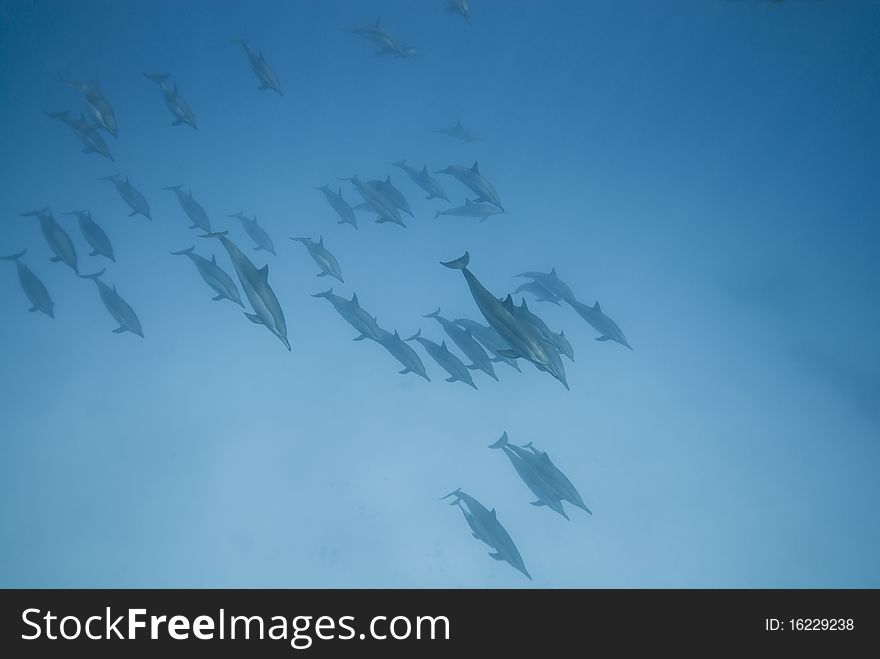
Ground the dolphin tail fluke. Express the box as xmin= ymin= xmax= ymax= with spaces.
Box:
xmin=440 ymin=488 xmax=462 ymax=502
xmin=170 ymin=247 xmax=195 ymax=256
xmin=144 ymin=72 xmax=169 ymax=84
xmin=422 ymin=308 xmax=441 ymax=319
xmin=78 ymin=269 xmax=106 ymax=280
xmin=198 ymin=231 xmax=229 ymax=239
xmin=0 ymin=249 xmax=27 ymax=261
xmin=310 ymin=289 xmax=333 ymax=298
xmin=289 ymin=236 xmax=309 ymax=244
xmin=19 ymin=207 xmax=50 ymax=217
xmin=162 ymin=185 xmax=183 ymax=192
xmin=404 ymin=329 xmax=421 ymax=342
xmin=434 ymin=210 xmax=442 ymax=219
xmin=440 ymin=252 xmax=469 ymax=270
xmin=489 ymin=432 xmax=509 ymax=449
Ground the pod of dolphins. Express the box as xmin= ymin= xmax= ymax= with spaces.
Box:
xmin=5 ymin=2 xmax=635 ymax=583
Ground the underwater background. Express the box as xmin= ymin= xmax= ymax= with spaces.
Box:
xmin=1 ymin=0 xmax=879 ymax=587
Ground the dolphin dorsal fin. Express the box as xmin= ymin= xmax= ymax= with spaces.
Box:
xmin=394 ymin=330 xmax=400 ymax=338
xmin=490 ymin=508 xmax=497 ymax=518
xmin=502 ymin=294 xmax=514 ymax=311
xmin=318 ymin=235 xmax=324 ymax=247
xmin=594 ymin=301 xmax=601 ymax=312
xmin=421 ymin=164 xmax=428 ymax=174
xmin=471 ymin=160 xmax=479 ymax=173
xmin=464 ymin=198 xmax=475 ymax=207
xmin=521 ymin=298 xmax=529 ymax=312
xmin=385 ymin=175 xmax=391 ymax=184
xmin=211 ymin=254 xmax=217 ymax=264
xmin=351 ymin=292 xmax=359 ymax=306
xmin=441 ymin=340 xmax=447 ymax=350
xmin=337 ymin=186 xmax=342 ymax=196
xmin=551 ymin=266 xmax=557 ymax=277
xmin=259 ymin=264 xmax=269 ymax=280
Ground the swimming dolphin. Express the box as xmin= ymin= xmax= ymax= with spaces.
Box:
xmin=376 ymin=328 xmax=430 ymax=381
xmin=62 ymin=210 xmax=115 ymax=261
xmin=99 ymin=173 xmax=151 ymax=220
xmin=444 ymin=0 xmax=471 ymax=22
xmin=163 ymin=185 xmax=211 ymax=232
xmin=406 ymin=329 xmax=477 ymax=389
xmin=441 ymin=252 xmax=568 ymax=389
xmin=289 ymin=236 xmax=343 ymax=283
xmin=311 ymin=289 xmax=382 ymax=342
xmin=489 ymin=433 xmax=570 ymax=520
xmin=60 ymin=78 xmax=118 ymax=137
xmin=368 ymin=176 xmax=413 ymax=217
xmin=424 ymin=308 xmax=497 ymax=381
xmin=0 ymin=250 xmax=54 ymax=318
xmin=434 ymin=198 xmax=504 ymax=222
xmin=511 ymin=297 xmax=574 ymax=361
xmin=392 ymin=159 xmax=449 ymax=201
xmin=341 ymin=175 xmax=406 ymax=227
xmin=453 ymin=318 xmax=521 ymax=372
xmin=520 ymin=439 xmax=591 ymax=515
xmin=232 ymin=39 xmax=282 ymax=95
xmin=200 ymin=231 xmax=290 ymax=350
xmin=515 ymin=280 xmax=562 ymax=305
xmin=566 ymin=298 xmax=632 ymax=350
xmin=515 ymin=268 xmax=576 ymax=302
xmin=436 ymin=120 xmax=480 ymax=144
xmin=79 ymin=269 xmax=143 ymax=337
xmin=46 ymin=110 xmax=114 ymax=161
xmin=143 ymin=73 xmax=198 ymax=129
xmin=171 ymin=246 xmax=243 ymax=307
xmin=443 ymin=488 xmax=531 ymax=580
xmin=228 ymin=211 xmax=276 ymax=255
xmin=18 ymin=207 xmax=78 ymax=273
xmin=314 ymin=185 xmax=358 ymax=229
xmin=435 ymin=161 xmax=503 ymax=210
xmin=349 ymin=18 xmax=418 ymax=58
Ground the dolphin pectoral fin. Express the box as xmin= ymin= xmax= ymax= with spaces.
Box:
xmin=89 ymin=250 xmax=99 ymax=256
xmin=317 ymin=271 xmax=329 ymax=277
xmin=353 ymin=334 xmax=367 ymax=341
xmin=258 ymin=83 xmax=268 ymax=90
xmin=445 ymin=377 xmax=457 ymax=383
xmin=399 ymin=368 xmax=411 ymax=375
xmin=50 ymin=256 xmax=61 ymax=262
xmin=112 ymin=327 xmax=126 ymax=334
xmin=466 ymin=364 xmax=479 ymax=370
xmin=211 ymin=294 xmax=224 ymax=301
xmin=128 ymin=210 xmax=138 ymax=216
xmin=596 ymin=336 xmax=611 ymax=342
xmin=28 ymin=307 xmax=38 ymax=313
xmin=472 ymin=533 xmax=480 ymax=539
xmin=172 ymin=119 xmax=182 ymax=126
xmin=488 ymin=552 xmax=504 ymax=561
xmin=244 ymin=312 xmax=263 ymax=325
xmin=498 ymin=349 xmax=520 ymax=359
xmin=530 ymin=500 xmax=545 ymax=507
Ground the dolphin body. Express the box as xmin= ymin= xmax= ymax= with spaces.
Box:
xmin=516 ymin=268 xmax=575 ymax=302
xmin=290 ymin=236 xmax=343 ymax=283
xmin=229 ymin=211 xmax=276 ymax=255
xmin=314 ymin=185 xmax=358 ymax=229
xmin=311 ymin=289 xmax=382 ymax=342
xmin=406 ymin=329 xmax=477 ymax=389
xmin=0 ymin=250 xmax=54 ymax=318
xmin=434 ymin=198 xmax=504 ymax=222
xmin=489 ymin=433 xmax=570 ymax=520
xmin=63 ymin=210 xmax=115 ymax=261
xmin=444 ymin=0 xmax=471 ymax=22
xmin=515 ymin=280 xmax=561 ymax=305
xmin=376 ymin=328 xmax=430 ymax=381
xmin=19 ymin=208 xmax=78 ymax=273
xmin=233 ymin=40 xmax=282 ymax=95
xmin=61 ymin=78 xmax=118 ymax=137
xmin=452 ymin=318 xmax=521 ymax=372
xmin=143 ymin=73 xmax=198 ymax=129
xmin=368 ymin=176 xmax=413 ymax=217
xmin=79 ymin=269 xmax=143 ymax=337
xmin=342 ymin=175 xmax=406 ymax=227
xmin=443 ymin=488 xmax=531 ymax=580
xmin=163 ymin=185 xmax=211 ymax=232
xmin=99 ymin=174 xmax=151 ymax=220
xmin=566 ymin=298 xmax=632 ymax=350
xmin=392 ymin=159 xmax=448 ymax=201
xmin=436 ymin=120 xmax=480 ymax=144
xmin=441 ymin=252 xmax=568 ymax=389
xmin=520 ymin=440 xmax=592 ymax=515
xmin=511 ymin=297 xmax=574 ymax=362
xmin=200 ymin=231 xmax=290 ymax=350
xmin=424 ymin=308 xmax=497 ymax=381
xmin=47 ymin=110 xmax=114 ymax=161
xmin=171 ymin=246 xmax=243 ymax=307
xmin=435 ymin=161 xmax=503 ymax=210
xmin=349 ymin=18 xmax=417 ymax=59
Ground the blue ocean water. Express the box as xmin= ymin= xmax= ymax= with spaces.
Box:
xmin=1 ymin=0 xmax=878 ymax=587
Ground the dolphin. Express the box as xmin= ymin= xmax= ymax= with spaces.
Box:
xmin=290 ymin=236 xmax=343 ymax=283
xmin=436 ymin=120 xmax=480 ymax=144
xmin=452 ymin=318 xmax=521 ymax=372
xmin=443 ymin=488 xmax=532 ymax=580
xmin=515 ymin=268 xmax=576 ymax=302
xmin=232 ymin=39 xmax=282 ymax=95
xmin=143 ymin=73 xmax=198 ymax=129
xmin=406 ymin=330 xmax=477 ymax=389
xmin=99 ymin=173 xmax=151 ymax=220
xmin=424 ymin=308 xmax=497 ymax=381
xmin=163 ymin=185 xmax=211 ymax=232
xmin=79 ymin=269 xmax=143 ymax=337
xmin=520 ymin=440 xmax=592 ymax=515
xmin=489 ymin=433 xmax=570 ymax=520
xmin=515 ymin=280 xmax=562 ymax=305
xmin=376 ymin=328 xmax=430 ymax=381
xmin=434 ymin=198 xmax=504 ymax=222
xmin=368 ymin=176 xmax=413 ymax=217
xmin=341 ymin=175 xmax=406 ymax=227
xmin=199 ymin=231 xmax=290 ymax=350
xmin=314 ymin=185 xmax=358 ymax=229
xmin=171 ymin=246 xmax=243 ymax=307
xmin=392 ymin=159 xmax=448 ymax=201
xmin=18 ymin=207 xmax=78 ymax=273
xmin=435 ymin=161 xmax=503 ymax=210
xmin=63 ymin=210 xmax=115 ymax=261
xmin=311 ymin=289 xmax=382 ymax=342
xmin=228 ymin=211 xmax=276 ymax=255
xmin=566 ymin=298 xmax=632 ymax=350
xmin=511 ymin=297 xmax=574 ymax=362
xmin=444 ymin=0 xmax=471 ymax=22
xmin=441 ymin=252 xmax=568 ymax=389
xmin=61 ymin=78 xmax=118 ymax=137
xmin=46 ymin=110 xmax=114 ymax=161
xmin=1 ymin=250 xmax=54 ymax=318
